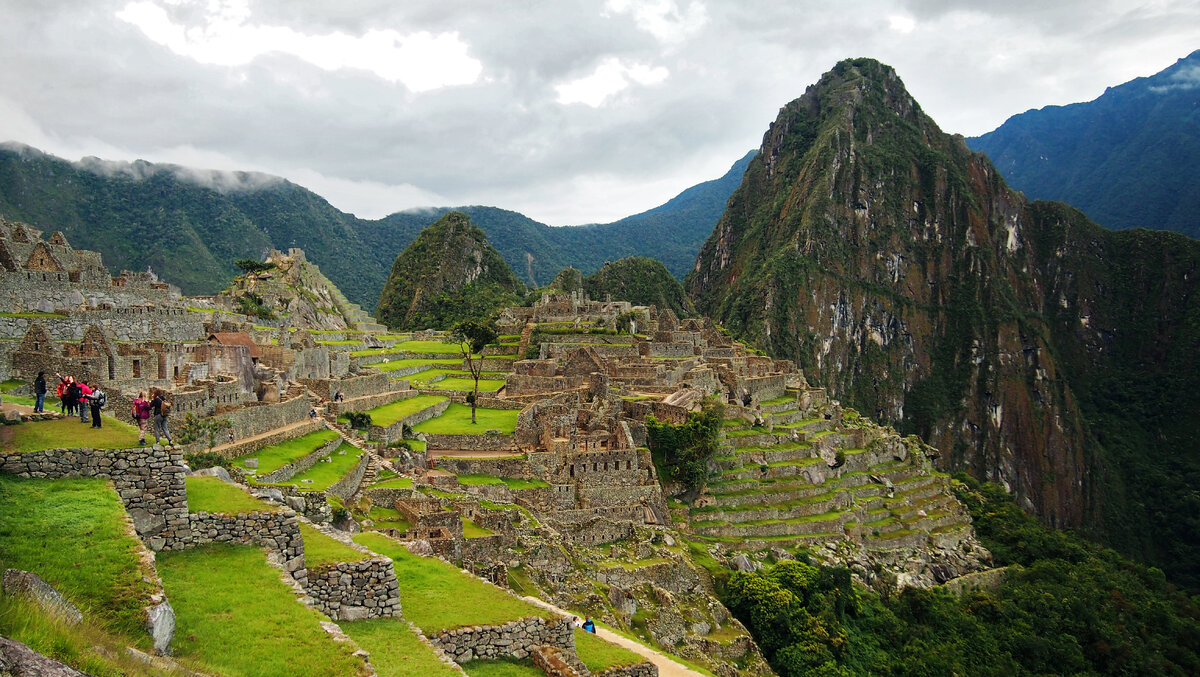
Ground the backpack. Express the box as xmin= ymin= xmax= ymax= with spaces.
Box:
xmin=132 ymin=402 xmax=140 ymax=419
xmin=94 ymin=390 xmax=106 ymax=409
xmin=160 ymin=400 xmax=172 ymax=417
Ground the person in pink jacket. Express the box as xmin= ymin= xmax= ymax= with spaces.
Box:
xmin=132 ymin=391 xmax=152 ymax=446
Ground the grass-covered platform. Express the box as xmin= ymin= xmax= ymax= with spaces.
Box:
xmin=413 ymin=404 xmax=519 ymax=436
xmin=285 ymin=442 xmax=364 ymax=491
xmin=457 ymin=474 xmax=550 ymax=490
xmin=342 ymin=394 xmax=447 ymax=427
xmin=0 ymin=415 xmax=140 ymax=453
xmin=0 ymin=475 xmax=156 ymax=640
xmin=299 ymin=523 xmax=369 ymax=568
xmin=342 ymin=618 xmax=462 ymax=677
xmin=574 ymin=628 xmax=645 ymax=673
xmin=158 ymin=544 xmax=370 ymax=676
xmin=234 ymin=429 xmax=340 ymax=475
xmin=186 ymin=476 xmax=279 ymax=514
xmin=353 ymin=532 xmax=553 ymax=633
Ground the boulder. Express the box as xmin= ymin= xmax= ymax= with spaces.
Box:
xmin=190 ymin=466 xmax=232 ymax=483
xmin=146 ymin=599 xmax=175 ymax=655
xmin=0 ymin=636 xmax=89 ymax=676
xmin=729 ymin=554 xmax=758 ymax=573
xmin=2 ymin=569 xmax=83 ymax=624
xmin=126 ymin=508 xmax=167 ymax=536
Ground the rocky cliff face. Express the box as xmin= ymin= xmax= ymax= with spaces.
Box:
xmin=376 ymin=211 xmax=524 ymax=330
xmin=687 ymin=58 xmax=1200 ymax=584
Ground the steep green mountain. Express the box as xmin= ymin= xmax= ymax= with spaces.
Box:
xmin=582 ymin=257 xmax=695 ymax=316
xmin=968 ymin=50 xmax=1200 ymax=238
xmin=0 ymin=144 xmax=751 ymax=309
xmin=687 ymin=58 xmax=1200 ymax=588
xmin=375 ymin=211 xmax=524 ymax=330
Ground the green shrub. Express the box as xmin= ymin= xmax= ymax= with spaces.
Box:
xmin=346 ymin=411 xmax=372 ymax=429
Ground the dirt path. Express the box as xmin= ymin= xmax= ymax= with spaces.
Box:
xmin=518 ymin=595 xmax=706 ymax=677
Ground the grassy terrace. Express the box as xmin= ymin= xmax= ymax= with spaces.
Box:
xmin=371 ymin=476 xmax=414 ymax=490
xmin=363 ymin=505 xmax=413 ymax=531
xmin=299 ymin=523 xmax=369 ymax=568
xmin=342 ymin=618 xmax=462 ymax=677
xmin=413 ymin=404 xmax=519 ymax=435
xmin=457 ymin=473 xmax=550 ymax=490
xmin=186 ymin=476 xmax=279 ymax=514
xmin=463 ymin=661 xmax=544 ymax=677
xmin=353 ymin=532 xmax=553 ymax=633
xmin=462 ymin=518 xmax=493 ymax=538
xmin=691 ymin=508 xmax=850 ymax=529
xmin=159 ymin=544 xmax=368 ymax=676
xmin=355 ymin=340 xmax=477 ymax=358
xmin=340 ymin=394 xmax=447 ymax=427
xmin=574 ymin=628 xmax=645 ymax=672
xmin=235 ymin=429 xmax=340 ymax=474
xmin=0 ymin=476 xmax=156 ymax=640
xmin=274 ymin=442 xmax=364 ymax=491
xmin=1 ymin=416 xmax=140 ymax=453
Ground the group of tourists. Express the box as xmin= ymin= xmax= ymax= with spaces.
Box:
xmin=33 ymin=371 xmax=107 ymax=428
xmin=131 ymin=389 xmax=173 ymax=448
xmin=28 ymin=371 xmax=173 ymax=447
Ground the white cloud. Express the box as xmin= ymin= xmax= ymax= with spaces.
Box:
xmin=555 ymin=58 xmax=670 ymax=107
xmin=603 ymin=0 xmax=709 ymax=45
xmin=116 ymin=0 xmax=482 ymax=92
xmin=1150 ymin=63 xmax=1200 ymax=93
xmin=888 ymin=15 xmax=916 ymax=33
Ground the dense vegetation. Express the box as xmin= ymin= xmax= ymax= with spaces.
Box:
xmin=375 ymin=212 xmax=524 ymax=330
xmin=969 ymin=49 xmax=1200 ymax=238
xmin=582 ymin=257 xmax=695 ymax=316
xmin=0 ymin=144 xmax=751 ymax=309
xmin=646 ymin=400 xmax=723 ymax=495
xmin=723 ymin=475 xmax=1200 ymax=676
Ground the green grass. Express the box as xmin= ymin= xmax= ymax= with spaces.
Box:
xmin=412 ymin=404 xmax=519 ymax=435
xmin=341 ymin=394 xmax=447 ymax=427
xmin=424 ymin=377 xmax=506 ymax=392
xmin=352 ymin=532 xmax=553 ymax=633
xmin=0 ymin=476 xmax=156 ymax=640
xmin=2 ymin=416 xmax=140 ymax=453
xmin=0 ymin=311 xmax=67 ymax=318
xmin=286 ymin=442 xmax=364 ymax=491
xmin=299 ymin=523 xmax=369 ymax=568
xmin=341 ymin=618 xmax=462 ymax=677
xmin=235 ymin=429 xmax=340 ymax=474
xmin=372 ymin=476 xmax=414 ymax=490
xmin=0 ymin=379 xmax=24 ymax=391
xmin=158 ymin=544 xmax=369 ymax=676
xmin=393 ymin=340 xmax=471 ymax=354
xmin=462 ymin=518 xmax=493 ymax=538
xmin=317 ymin=339 xmax=365 ymax=346
xmin=186 ymin=476 xmax=279 ymax=514
xmin=457 ymin=474 xmax=550 ymax=490
xmin=574 ymin=628 xmax=645 ymax=672
xmin=462 ymin=659 xmax=545 ymax=677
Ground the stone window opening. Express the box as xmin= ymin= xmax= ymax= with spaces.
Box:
xmin=132 ymin=359 xmax=141 ymax=378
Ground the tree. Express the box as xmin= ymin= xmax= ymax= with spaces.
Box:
xmin=235 ymin=258 xmax=275 ymax=274
xmin=450 ymin=319 xmax=498 ymax=424
xmin=178 ymin=413 xmax=234 ymax=452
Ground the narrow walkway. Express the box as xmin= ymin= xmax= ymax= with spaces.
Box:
xmin=206 ymin=419 xmax=318 ymax=456
xmin=518 ymin=596 xmax=706 ymax=677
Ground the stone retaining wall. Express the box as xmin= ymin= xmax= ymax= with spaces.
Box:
xmin=432 ymin=456 xmax=534 ymax=478
xmin=368 ymin=397 xmax=450 ymax=444
xmin=429 ymin=616 xmax=574 ymax=663
xmin=257 ymin=435 xmax=343 ymax=484
xmin=0 ymin=446 xmax=189 ymax=545
xmin=177 ymin=511 xmax=306 ymax=581
xmin=328 ymin=389 xmax=414 ymax=417
xmin=300 ymin=373 xmax=395 ymax=401
xmin=307 ymin=558 xmax=403 ymax=621
xmin=327 ymin=452 xmax=371 ymax=502
xmin=222 ymin=395 xmax=313 ymax=441
xmin=423 ymin=433 xmax=518 ymax=452
xmin=600 ymin=664 xmax=658 ymax=677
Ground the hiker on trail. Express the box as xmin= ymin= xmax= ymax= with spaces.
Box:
xmin=334 ymin=391 xmax=344 ymax=402
xmin=77 ymin=380 xmax=93 ymax=424
xmin=582 ymin=618 xmax=595 ymax=633
xmin=132 ymin=391 xmax=151 ymax=446
xmin=33 ymin=371 xmax=46 ymax=413
xmin=87 ymin=384 xmax=106 ymax=429
xmin=150 ymin=389 xmax=173 ymax=448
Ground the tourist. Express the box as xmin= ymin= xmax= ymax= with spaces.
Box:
xmin=32 ymin=371 xmax=46 ymax=413
xmin=88 ymin=383 xmax=106 ymax=428
xmin=55 ymin=377 xmax=66 ymax=413
xmin=63 ymin=376 xmax=80 ymax=417
xmin=334 ymin=391 xmax=344 ymax=402
xmin=582 ymin=617 xmax=595 ymax=633
xmin=227 ymin=428 xmax=235 ymax=444
xmin=132 ymin=391 xmax=151 ymax=445
xmin=78 ymin=379 xmax=92 ymax=424
xmin=151 ymin=389 xmax=173 ymax=448
xmin=572 ymin=616 xmax=582 ymax=628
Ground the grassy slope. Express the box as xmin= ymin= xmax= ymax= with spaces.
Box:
xmin=341 ymin=618 xmax=462 ymax=677
xmin=346 ymin=394 xmax=447 ymax=427
xmin=412 ymin=404 xmax=519 ymax=435
xmin=234 ymin=429 xmax=339 ymax=474
xmin=3 ymin=416 xmax=140 ymax=453
xmin=185 ymin=476 xmax=279 ymax=514
xmin=286 ymin=442 xmax=364 ymax=491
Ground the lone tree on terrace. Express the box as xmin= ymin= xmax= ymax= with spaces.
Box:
xmin=450 ymin=319 xmax=498 ymax=424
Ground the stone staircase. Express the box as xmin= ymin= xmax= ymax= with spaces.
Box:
xmin=687 ymin=392 xmax=974 ymax=552
xmin=314 ymin=270 xmax=389 ymax=333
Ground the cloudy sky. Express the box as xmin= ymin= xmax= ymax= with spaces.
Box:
xmin=1 ymin=1 xmax=1197 ymax=225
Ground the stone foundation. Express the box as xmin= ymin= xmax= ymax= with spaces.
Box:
xmin=307 ymin=558 xmax=403 ymax=621
xmin=429 ymin=616 xmax=574 ymax=663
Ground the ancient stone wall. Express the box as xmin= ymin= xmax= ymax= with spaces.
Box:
xmin=179 ymin=511 xmax=306 ymax=580
xmin=428 ymin=616 xmax=574 ymax=664
xmin=0 ymin=309 xmax=207 ymax=343
xmin=221 ymin=393 xmax=312 ymax=440
xmin=257 ymin=435 xmax=343 ymax=484
xmin=423 ymin=433 xmax=518 ymax=453
xmin=600 ymin=664 xmax=658 ymax=677
xmin=594 ymin=559 xmax=701 ymax=595
xmin=306 ymin=558 xmax=403 ymax=621
xmin=326 ymin=452 xmax=370 ymax=502
xmin=300 ymin=373 xmax=394 ymax=401
xmin=431 ymin=456 xmax=534 ymax=479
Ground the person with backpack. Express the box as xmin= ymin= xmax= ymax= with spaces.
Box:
xmin=151 ymin=389 xmax=173 ymax=448
xmin=64 ymin=377 xmax=80 ymax=418
xmin=55 ymin=377 xmax=66 ymax=414
xmin=77 ymin=380 xmax=93 ymax=424
xmin=88 ymin=383 xmax=106 ymax=428
xmin=132 ymin=391 xmax=151 ymax=446
xmin=33 ymin=371 xmax=46 ymax=413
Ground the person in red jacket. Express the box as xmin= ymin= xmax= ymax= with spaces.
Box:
xmin=132 ymin=391 xmax=152 ymax=446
